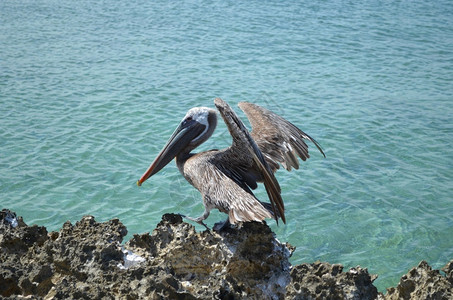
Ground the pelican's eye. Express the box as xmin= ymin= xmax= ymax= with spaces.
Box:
xmin=182 ymin=116 xmax=193 ymax=126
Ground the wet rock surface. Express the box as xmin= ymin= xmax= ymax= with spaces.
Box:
xmin=1 ymin=209 xmax=451 ymax=299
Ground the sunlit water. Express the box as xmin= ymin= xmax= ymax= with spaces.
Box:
xmin=1 ymin=0 xmax=452 ymax=292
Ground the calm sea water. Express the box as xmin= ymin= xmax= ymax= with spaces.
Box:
xmin=1 ymin=0 xmax=452 ymax=292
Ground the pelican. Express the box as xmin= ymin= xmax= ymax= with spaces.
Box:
xmin=137 ymin=98 xmax=325 ymax=230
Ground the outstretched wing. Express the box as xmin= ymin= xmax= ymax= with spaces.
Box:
xmin=238 ymin=102 xmax=325 ymax=173
xmin=214 ymin=98 xmax=285 ymax=224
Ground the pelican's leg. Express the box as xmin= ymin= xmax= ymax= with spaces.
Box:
xmin=179 ymin=208 xmax=211 ymax=231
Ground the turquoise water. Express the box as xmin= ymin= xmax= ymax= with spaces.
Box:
xmin=1 ymin=0 xmax=452 ymax=292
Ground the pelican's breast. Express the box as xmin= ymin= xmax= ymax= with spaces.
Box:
xmin=180 ymin=151 xmax=218 ymax=191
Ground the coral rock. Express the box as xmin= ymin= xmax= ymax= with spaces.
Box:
xmin=2 ymin=209 xmax=452 ymax=299
xmin=385 ymin=260 xmax=453 ymax=300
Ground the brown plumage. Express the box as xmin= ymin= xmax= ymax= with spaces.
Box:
xmin=137 ymin=98 xmax=325 ymax=230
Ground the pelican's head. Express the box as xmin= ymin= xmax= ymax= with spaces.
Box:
xmin=137 ymin=106 xmax=217 ymax=186
xmin=183 ymin=107 xmax=218 ymax=146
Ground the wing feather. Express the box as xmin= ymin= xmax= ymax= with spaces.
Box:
xmin=238 ymin=102 xmax=325 ymax=173
xmin=214 ymin=98 xmax=285 ymax=224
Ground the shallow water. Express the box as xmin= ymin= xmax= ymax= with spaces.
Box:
xmin=1 ymin=0 xmax=452 ymax=291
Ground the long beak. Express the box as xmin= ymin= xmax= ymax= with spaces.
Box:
xmin=137 ymin=119 xmax=205 ymax=186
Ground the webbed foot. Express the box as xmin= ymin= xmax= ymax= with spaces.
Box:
xmin=213 ymin=218 xmax=233 ymax=232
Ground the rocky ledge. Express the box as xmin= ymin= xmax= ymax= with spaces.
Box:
xmin=0 ymin=209 xmax=452 ymax=299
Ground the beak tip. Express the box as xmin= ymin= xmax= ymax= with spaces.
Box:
xmin=137 ymin=180 xmax=142 ymax=187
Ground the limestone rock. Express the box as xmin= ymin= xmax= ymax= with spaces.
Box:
xmin=286 ymin=261 xmax=378 ymax=299
xmin=384 ymin=260 xmax=453 ymax=300
xmin=1 ymin=209 xmax=451 ymax=299
xmin=125 ymin=213 xmax=293 ymax=299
